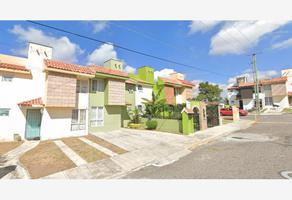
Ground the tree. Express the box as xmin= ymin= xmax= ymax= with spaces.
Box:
xmin=142 ymin=83 xmax=166 ymax=118
xmin=195 ymin=82 xmax=223 ymax=102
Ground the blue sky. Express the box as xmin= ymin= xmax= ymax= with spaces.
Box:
xmin=1 ymin=20 xmax=292 ymax=89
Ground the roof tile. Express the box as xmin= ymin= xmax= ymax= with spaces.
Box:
xmin=18 ymin=97 xmax=44 ymax=107
xmin=0 ymin=62 xmax=30 ymax=72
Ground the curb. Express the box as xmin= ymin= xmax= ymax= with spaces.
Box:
xmin=187 ymin=120 xmax=256 ymax=151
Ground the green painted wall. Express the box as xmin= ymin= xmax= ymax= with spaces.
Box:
xmin=137 ymin=66 xmax=154 ymax=84
xmin=153 ymin=78 xmax=166 ymax=102
xmin=141 ymin=118 xmax=182 ymax=134
xmin=182 ymin=112 xmax=194 ymax=135
xmin=89 ymin=78 xmax=122 ymax=133
xmin=125 ymin=83 xmax=135 ymax=105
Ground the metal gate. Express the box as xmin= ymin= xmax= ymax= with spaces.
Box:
xmin=206 ymin=104 xmax=219 ymax=128
xmin=193 ymin=107 xmax=200 ymax=131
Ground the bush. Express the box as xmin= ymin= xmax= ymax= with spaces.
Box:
xmin=146 ymin=120 xmax=158 ymax=130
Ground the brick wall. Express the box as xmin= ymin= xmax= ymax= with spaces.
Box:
xmin=45 ymin=71 xmax=77 ymax=107
xmin=107 ymin=79 xmax=125 ymax=105
xmin=182 ymin=88 xmax=193 ymax=101
xmin=164 ymin=86 xmax=175 ymax=105
xmin=272 ymin=83 xmax=287 ymax=96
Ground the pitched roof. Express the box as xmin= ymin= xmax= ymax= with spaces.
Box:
xmin=261 ymin=76 xmax=287 ymax=85
xmin=44 ymin=59 xmax=93 ymax=75
xmin=178 ymin=79 xmax=194 ymax=86
xmin=228 ymin=76 xmax=288 ymax=90
xmin=160 ymin=77 xmax=194 ymax=87
xmin=18 ymin=97 xmax=44 ymax=107
xmin=0 ymin=62 xmax=30 ymax=72
xmin=88 ymin=65 xmax=129 ymax=78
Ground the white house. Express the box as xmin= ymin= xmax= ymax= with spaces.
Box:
xmin=228 ymin=70 xmax=292 ymax=110
xmin=0 ymin=42 xmax=92 ymax=141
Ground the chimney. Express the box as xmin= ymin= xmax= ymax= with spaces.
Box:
xmin=236 ymin=76 xmax=247 ymax=85
xmin=170 ymin=72 xmax=185 ymax=80
xmin=104 ymin=58 xmax=123 ymax=71
xmin=27 ymin=42 xmax=53 ymax=71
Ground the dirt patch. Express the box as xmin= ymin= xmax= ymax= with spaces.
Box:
xmin=0 ymin=141 xmax=24 ymax=156
xmin=86 ymin=134 xmax=128 ymax=154
xmin=19 ymin=141 xmax=76 ymax=179
xmin=62 ymin=137 xmax=109 ymax=163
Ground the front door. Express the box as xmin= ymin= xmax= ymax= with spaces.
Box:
xmin=25 ymin=109 xmax=42 ymax=140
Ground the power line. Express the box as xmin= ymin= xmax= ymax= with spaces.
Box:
xmin=26 ymin=20 xmax=230 ymax=77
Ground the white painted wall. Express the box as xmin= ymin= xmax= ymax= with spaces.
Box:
xmin=175 ymin=94 xmax=183 ymax=104
xmin=273 ymin=96 xmax=289 ymax=108
xmin=135 ymin=85 xmax=152 ymax=109
xmin=40 ymin=108 xmax=88 ymax=140
xmin=242 ymin=99 xmax=254 ymax=110
xmin=0 ymin=73 xmax=34 ymax=141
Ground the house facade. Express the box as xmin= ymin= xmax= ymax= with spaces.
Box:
xmin=1 ymin=43 xmax=195 ymax=141
xmin=227 ymin=70 xmax=292 ymax=110
xmin=0 ymin=44 xmax=130 ymax=141
xmin=156 ymin=72 xmax=194 ymax=105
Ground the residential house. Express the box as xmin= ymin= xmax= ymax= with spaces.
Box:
xmin=125 ymin=66 xmax=154 ymax=110
xmin=0 ymin=44 xmax=130 ymax=141
xmin=0 ymin=42 xmax=94 ymax=141
xmin=87 ymin=59 xmax=129 ymax=133
xmin=156 ymin=72 xmax=194 ymax=105
xmin=227 ymin=69 xmax=292 ymax=110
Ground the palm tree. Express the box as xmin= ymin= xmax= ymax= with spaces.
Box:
xmin=142 ymin=84 xmax=166 ymax=118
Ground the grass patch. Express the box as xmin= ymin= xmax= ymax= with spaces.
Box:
xmin=86 ymin=134 xmax=128 ymax=154
xmin=282 ymin=108 xmax=292 ymax=113
xmin=0 ymin=141 xmax=23 ymax=156
xmin=62 ymin=137 xmax=109 ymax=163
xmin=19 ymin=141 xmax=76 ymax=179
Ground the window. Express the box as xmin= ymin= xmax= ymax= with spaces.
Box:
xmin=0 ymin=108 xmax=10 ymax=116
xmin=137 ymin=85 xmax=143 ymax=92
xmin=90 ymin=106 xmax=104 ymax=127
xmin=92 ymin=79 xmax=104 ymax=92
xmin=71 ymin=109 xmax=86 ymax=131
xmin=1 ymin=75 xmax=13 ymax=82
xmin=264 ymin=85 xmax=272 ymax=91
xmin=76 ymin=80 xmax=88 ymax=93
xmin=265 ymin=97 xmax=273 ymax=106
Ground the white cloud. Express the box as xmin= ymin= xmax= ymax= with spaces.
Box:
xmin=87 ymin=43 xmax=117 ymax=65
xmin=10 ymin=25 xmax=83 ymax=63
xmin=188 ymin=20 xmax=221 ymax=34
xmin=92 ymin=21 xmax=108 ymax=33
xmin=154 ymin=68 xmax=176 ymax=80
xmin=209 ymin=21 xmax=289 ymax=55
xmin=271 ymin=37 xmax=292 ymax=49
xmin=124 ymin=65 xmax=136 ymax=73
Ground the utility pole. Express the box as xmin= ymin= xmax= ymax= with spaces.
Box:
xmin=252 ymin=53 xmax=260 ymax=122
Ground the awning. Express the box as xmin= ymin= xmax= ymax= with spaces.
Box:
xmin=18 ymin=97 xmax=44 ymax=107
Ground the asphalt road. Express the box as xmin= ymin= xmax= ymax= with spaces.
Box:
xmin=124 ymin=114 xmax=292 ymax=179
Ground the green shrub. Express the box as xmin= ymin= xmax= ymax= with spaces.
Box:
xmin=146 ymin=120 xmax=158 ymax=130
xmin=128 ymin=123 xmax=143 ymax=129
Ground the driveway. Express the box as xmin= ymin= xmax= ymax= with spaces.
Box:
xmin=124 ymin=114 xmax=292 ymax=179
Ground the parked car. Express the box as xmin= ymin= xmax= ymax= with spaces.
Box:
xmin=220 ymin=107 xmax=248 ymax=116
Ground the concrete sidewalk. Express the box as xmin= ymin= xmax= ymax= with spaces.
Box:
xmin=42 ymin=119 xmax=254 ymax=179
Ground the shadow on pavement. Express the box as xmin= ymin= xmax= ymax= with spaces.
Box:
xmin=0 ymin=165 xmax=17 ymax=179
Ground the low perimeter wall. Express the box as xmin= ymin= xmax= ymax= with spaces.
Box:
xmin=141 ymin=118 xmax=182 ymax=134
